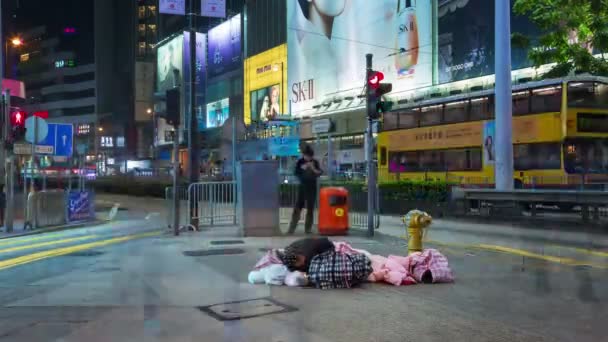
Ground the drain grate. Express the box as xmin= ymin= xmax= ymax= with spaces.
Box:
xmin=183 ymin=248 xmax=245 ymax=257
xmin=64 ymin=250 xmax=105 ymax=257
xmin=210 ymin=240 xmax=245 ymax=246
xmin=198 ymin=298 xmax=296 ymax=321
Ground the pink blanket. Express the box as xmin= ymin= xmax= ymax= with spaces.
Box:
xmin=368 ymin=249 xmax=454 ymax=286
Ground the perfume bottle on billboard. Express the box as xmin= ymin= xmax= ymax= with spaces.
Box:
xmin=395 ymin=0 xmax=419 ymax=78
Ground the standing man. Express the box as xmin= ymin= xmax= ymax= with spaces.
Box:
xmin=288 ymin=144 xmax=322 ymax=234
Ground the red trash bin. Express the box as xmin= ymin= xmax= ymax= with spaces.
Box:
xmin=318 ymin=187 xmax=349 ymax=235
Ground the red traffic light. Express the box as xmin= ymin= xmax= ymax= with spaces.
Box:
xmin=11 ymin=110 xmax=26 ymax=126
xmin=368 ymin=71 xmax=384 ymax=90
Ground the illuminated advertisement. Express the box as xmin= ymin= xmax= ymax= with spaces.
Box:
xmin=250 ymin=84 xmax=281 ymax=122
xmin=437 ymin=0 xmax=540 ymax=83
xmin=206 ymin=98 xmax=230 ymax=128
xmin=157 ymin=35 xmax=184 ymax=93
xmin=183 ymin=31 xmax=206 ymax=131
xmin=207 ymin=14 xmax=242 ymax=78
xmin=288 ymin=0 xmax=433 ymax=116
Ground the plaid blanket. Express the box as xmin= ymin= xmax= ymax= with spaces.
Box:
xmin=308 ymin=251 xmax=373 ymax=289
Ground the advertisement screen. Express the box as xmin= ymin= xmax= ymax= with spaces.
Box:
xmin=288 ymin=0 xmax=433 ymax=116
xmin=207 ymin=14 xmax=242 ymax=78
xmin=157 ymin=35 xmax=184 ymax=93
xmin=206 ymin=98 xmax=230 ymax=128
xmin=437 ymin=0 xmax=541 ymax=83
xmin=250 ymin=84 xmax=281 ymax=122
xmin=184 ymin=31 xmax=207 ymax=131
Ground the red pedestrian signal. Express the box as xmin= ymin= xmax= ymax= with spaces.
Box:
xmin=368 ymin=71 xmax=384 ymax=90
xmin=11 ymin=110 xmax=26 ymax=126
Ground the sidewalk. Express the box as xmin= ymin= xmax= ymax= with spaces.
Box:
xmin=0 ymin=216 xmax=108 ymax=240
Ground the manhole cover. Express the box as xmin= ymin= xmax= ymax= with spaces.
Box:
xmin=183 ymin=248 xmax=245 ymax=257
xmin=210 ymin=240 xmax=245 ymax=246
xmin=199 ymin=298 xmax=296 ymax=321
xmin=64 ymin=250 xmax=105 ymax=257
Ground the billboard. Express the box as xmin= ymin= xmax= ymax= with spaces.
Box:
xmin=206 ymin=98 xmax=230 ymax=128
xmin=183 ymin=31 xmax=207 ymax=131
xmin=250 ymin=84 xmax=281 ymax=122
xmin=207 ymin=14 xmax=242 ymax=78
xmin=157 ymin=35 xmax=184 ymax=93
xmin=160 ymin=0 xmax=185 ymax=15
xmin=288 ymin=0 xmax=433 ymax=116
xmin=437 ymin=0 xmax=541 ymax=83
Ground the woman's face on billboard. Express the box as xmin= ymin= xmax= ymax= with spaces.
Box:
xmin=312 ymin=0 xmax=346 ymax=17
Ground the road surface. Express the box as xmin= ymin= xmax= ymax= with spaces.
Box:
xmin=0 ymin=194 xmax=605 ymax=341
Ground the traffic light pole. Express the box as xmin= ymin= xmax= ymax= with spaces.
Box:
xmin=188 ymin=0 xmax=200 ymax=229
xmin=366 ymin=53 xmax=375 ymax=238
xmin=2 ymin=90 xmax=15 ymax=232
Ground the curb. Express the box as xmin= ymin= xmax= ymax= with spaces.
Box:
xmin=0 ymin=219 xmax=109 ymax=240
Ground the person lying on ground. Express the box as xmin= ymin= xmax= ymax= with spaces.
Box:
xmin=280 ymin=237 xmax=335 ymax=272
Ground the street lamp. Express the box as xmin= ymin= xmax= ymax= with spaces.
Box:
xmin=147 ymin=108 xmax=153 ymax=114
xmin=10 ymin=37 xmax=23 ymax=47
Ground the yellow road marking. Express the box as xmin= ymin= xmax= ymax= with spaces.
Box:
xmin=0 ymin=235 xmax=97 ymax=254
xmin=421 ymin=239 xmax=608 ymax=269
xmin=552 ymin=245 xmax=608 ymax=258
xmin=0 ymin=232 xmax=71 ymax=246
xmin=0 ymin=231 xmax=161 ymax=271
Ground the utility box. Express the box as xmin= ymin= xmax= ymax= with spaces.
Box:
xmin=237 ymin=160 xmax=280 ymax=237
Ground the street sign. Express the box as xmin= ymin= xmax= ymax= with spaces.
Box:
xmin=312 ymin=119 xmax=332 ymax=135
xmin=22 ymin=123 xmax=74 ymax=157
xmin=25 ymin=116 xmax=49 ymax=144
xmin=13 ymin=142 xmax=53 ymax=155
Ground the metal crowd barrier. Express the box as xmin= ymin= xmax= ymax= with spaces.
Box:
xmin=187 ymin=181 xmax=238 ymax=227
xmin=166 ymin=181 xmax=238 ymax=230
xmin=279 ymin=182 xmax=380 ymax=230
xmin=25 ymin=190 xmax=67 ymax=229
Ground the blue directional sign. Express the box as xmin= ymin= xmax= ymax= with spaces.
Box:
xmin=37 ymin=123 xmax=74 ymax=157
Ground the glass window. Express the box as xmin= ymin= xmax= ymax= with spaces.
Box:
xmin=398 ymin=109 xmax=418 ymax=128
xmin=388 ymin=151 xmax=420 ymax=173
xmin=530 ymin=86 xmax=562 ymax=113
xmin=138 ymin=6 xmax=146 ymax=19
xmin=147 ymin=24 xmax=157 ymax=35
xmin=380 ymin=147 xmax=387 ymax=166
xmin=470 ymin=97 xmax=492 ymax=121
xmin=568 ymin=82 xmax=608 ymax=109
xmin=420 ymin=105 xmax=443 ymax=126
xmin=419 ymin=150 xmax=444 ymax=171
xmin=138 ymin=24 xmax=146 ymax=37
xmin=577 ymin=113 xmax=608 ymax=133
xmin=444 ymin=148 xmax=482 ymax=171
xmin=512 ymin=91 xmax=530 ymax=116
xmin=148 ymin=5 xmax=157 ymax=16
xmin=564 ymin=139 xmax=608 ymax=174
xmin=514 ymin=143 xmax=561 ymax=170
xmin=444 ymin=100 xmax=468 ymax=124
xmin=138 ymin=41 xmax=146 ymax=56
xmin=382 ymin=112 xmax=399 ymax=130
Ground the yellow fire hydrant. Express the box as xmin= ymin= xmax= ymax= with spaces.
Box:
xmin=402 ymin=210 xmax=433 ymax=254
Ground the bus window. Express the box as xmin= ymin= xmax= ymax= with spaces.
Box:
xmin=444 ymin=148 xmax=482 ymax=171
xmin=398 ymin=109 xmax=419 ymax=128
xmin=514 ymin=143 xmax=561 ymax=170
xmin=380 ymin=147 xmax=387 ymax=166
xmin=383 ymin=112 xmax=399 ymax=130
xmin=568 ymin=82 xmax=608 ymax=109
xmin=512 ymin=91 xmax=530 ymax=116
xmin=530 ymin=86 xmax=562 ymax=113
xmin=419 ymin=150 xmax=445 ymax=172
xmin=420 ymin=105 xmax=443 ymax=126
xmin=388 ymin=151 xmax=419 ymax=173
xmin=470 ymin=97 xmax=492 ymax=121
xmin=564 ymin=139 xmax=608 ymax=174
xmin=444 ymin=100 xmax=468 ymax=124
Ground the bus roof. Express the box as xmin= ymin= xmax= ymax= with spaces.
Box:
xmin=391 ymin=75 xmax=608 ymax=111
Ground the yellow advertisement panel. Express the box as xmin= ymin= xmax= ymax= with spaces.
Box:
xmin=243 ymin=44 xmax=288 ymax=125
xmin=385 ymin=113 xmax=563 ymax=152
xmin=387 ymin=121 xmax=483 ymax=151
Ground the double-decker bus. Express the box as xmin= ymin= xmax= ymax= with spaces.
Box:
xmin=377 ymin=76 xmax=608 ymax=189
